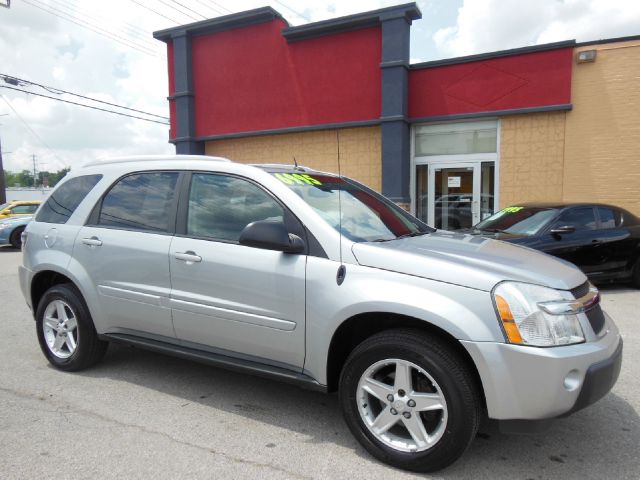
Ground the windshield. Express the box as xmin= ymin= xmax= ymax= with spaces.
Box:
xmin=0 ymin=202 xmax=9 ymax=211
xmin=271 ymin=172 xmax=432 ymax=242
xmin=474 ymin=206 xmax=559 ymax=235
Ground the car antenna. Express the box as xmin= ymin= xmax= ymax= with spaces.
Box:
xmin=293 ymin=156 xmax=298 ymax=168
xmin=336 ymin=130 xmax=346 ymax=286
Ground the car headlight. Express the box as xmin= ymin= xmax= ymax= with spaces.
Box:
xmin=493 ymin=281 xmax=585 ymax=347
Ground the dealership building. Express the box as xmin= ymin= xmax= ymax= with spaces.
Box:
xmin=154 ymin=2 xmax=640 ymax=229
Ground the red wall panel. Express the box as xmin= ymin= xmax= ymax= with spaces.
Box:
xmin=190 ymin=21 xmax=381 ymax=137
xmin=408 ymin=48 xmax=573 ymax=119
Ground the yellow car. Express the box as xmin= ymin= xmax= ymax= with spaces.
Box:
xmin=0 ymin=200 xmax=41 ymax=219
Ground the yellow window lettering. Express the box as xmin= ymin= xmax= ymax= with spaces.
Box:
xmin=292 ymin=174 xmax=315 ymax=185
xmin=274 ymin=173 xmax=293 ymax=184
xmin=301 ymin=174 xmax=322 ymax=185
xmin=503 ymin=206 xmax=524 ymax=213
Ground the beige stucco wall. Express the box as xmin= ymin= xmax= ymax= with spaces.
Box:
xmin=205 ymin=126 xmax=382 ymax=192
xmin=499 ymin=111 xmax=566 ymax=208
xmin=562 ymin=41 xmax=640 ymax=215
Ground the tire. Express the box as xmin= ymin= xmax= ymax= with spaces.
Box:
xmin=35 ymin=284 xmax=108 ymax=371
xmin=339 ymin=329 xmax=481 ymax=473
xmin=9 ymin=226 xmax=24 ymax=249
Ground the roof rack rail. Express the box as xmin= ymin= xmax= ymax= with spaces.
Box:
xmin=82 ymin=155 xmax=231 ymax=168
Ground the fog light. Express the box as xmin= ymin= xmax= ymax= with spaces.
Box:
xmin=563 ymin=370 xmax=581 ymax=391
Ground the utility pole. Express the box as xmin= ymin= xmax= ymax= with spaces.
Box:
xmin=32 ymin=154 xmax=37 ymax=189
xmin=0 ymin=113 xmax=7 ymax=204
xmin=0 ymin=134 xmax=5 ymax=204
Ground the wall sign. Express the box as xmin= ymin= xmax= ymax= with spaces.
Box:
xmin=447 ymin=176 xmax=461 ymax=188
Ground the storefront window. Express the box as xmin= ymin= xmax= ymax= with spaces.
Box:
xmin=481 ymin=162 xmax=495 ymax=221
xmin=415 ymin=121 xmax=497 ymax=156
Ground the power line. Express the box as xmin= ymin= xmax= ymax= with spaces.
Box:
xmin=191 ymin=0 xmax=225 ymax=16
xmin=129 ymin=0 xmax=180 ymax=25
xmin=1 ymin=86 xmax=170 ymax=125
xmin=1 ymin=95 xmax=68 ymax=168
xmin=206 ymin=0 xmax=233 ymax=15
xmin=23 ymin=0 xmax=163 ymax=58
xmin=50 ymin=0 xmax=158 ymax=50
xmin=1 ymin=73 xmax=169 ymax=120
xmin=155 ymin=0 xmax=201 ymax=22
xmin=273 ymin=0 xmax=311 ymax=22
xmin=169 ymin=0 xmax=208 ymax=20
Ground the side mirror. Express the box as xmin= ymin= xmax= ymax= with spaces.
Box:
xmin=550 ymin=225 xmax=576 ymax=235
xmin=239 ymin=220 xmax=305 ymax=254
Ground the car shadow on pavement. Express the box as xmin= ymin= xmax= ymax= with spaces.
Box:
xmin=76 ymin=343 xmax=640 ymax=477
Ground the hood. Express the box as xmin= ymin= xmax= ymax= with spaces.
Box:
xmin=351 ymin=230 xmax=585 ymax=292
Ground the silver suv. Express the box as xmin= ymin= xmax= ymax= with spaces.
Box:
xmin=19 ymin=155 xmax=622 ymax=472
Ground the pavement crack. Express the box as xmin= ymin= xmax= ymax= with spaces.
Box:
xmin=0 ymin=386 xmax=312 ymax=480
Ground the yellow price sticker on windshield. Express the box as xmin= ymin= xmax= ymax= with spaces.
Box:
xmin=274 ymin=173 xmax=323 ymax=186
xmin=503 ymin=206 xmax=524 ymax=213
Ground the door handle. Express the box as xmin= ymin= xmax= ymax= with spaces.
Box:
xmin=175 ymin=251 xmax=202 ymax=263
xmin=81 ymin=236 xmax=103 ymax=247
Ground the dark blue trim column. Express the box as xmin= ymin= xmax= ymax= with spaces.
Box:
xmin=379 ymin=10 xmax=416 ymax=206
xmin=171 ymin=32 xmax=204 ymax=155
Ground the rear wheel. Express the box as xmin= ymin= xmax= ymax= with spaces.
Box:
xmin=339 ymin=329 xmax=481 ymax=472
xmin=9 ymin=226 xmax=24 ymax=249
xmin=35 ymin=284 xmax=108 ymax=371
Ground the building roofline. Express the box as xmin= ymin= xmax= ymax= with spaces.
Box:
xmin=576 ymin=33 xmax=640 ymax=47
xmin=153 ymin=6 xmax=286 ymax=42
xmin=410 ymin=40 xmax=576 ymax=70
xmin=282 ymin=2 xmax=421 ymax=43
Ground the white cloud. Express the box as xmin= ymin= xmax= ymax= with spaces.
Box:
xmin=434 ymin=0 xmax=640 ymax=58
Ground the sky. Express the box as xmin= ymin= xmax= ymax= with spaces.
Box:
xmin=1 ymin=0 xmax=639 ymax=174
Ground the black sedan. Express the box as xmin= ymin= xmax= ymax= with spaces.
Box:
xmin=468 ymin=203 xmax=640 ymax=287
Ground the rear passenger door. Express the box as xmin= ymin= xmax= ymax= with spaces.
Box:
xmin=73 ymin=171 xmax=180 ymax=338
xmin=169 ymin=172 xmax=307 ymax=370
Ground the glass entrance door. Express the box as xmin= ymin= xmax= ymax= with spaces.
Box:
xmin=432 ymin=164 xmax=479 ymax=230
xmin=415 ymin=161 xmax=495 ymax=230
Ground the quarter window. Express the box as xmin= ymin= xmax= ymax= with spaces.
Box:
xmin=551 ymin=207 xmax=597 ymax=231
xmin=98 ymin=172 xmax=179 ymax=233
xmin=597 ymin=207 xmax=621 ymax=229
xmin=187 ymin=173 xmax=284 ymax=242
xmin=36 ymin=175 xmax=103 ymax=224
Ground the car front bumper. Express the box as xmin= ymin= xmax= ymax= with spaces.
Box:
xmin=0 ymin=227 xmax=12 ymax=245
xmin=461 ymin=311 xmax=622 ymax=422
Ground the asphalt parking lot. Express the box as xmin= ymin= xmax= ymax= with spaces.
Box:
xmin=0 ymin=246 xmax=638 ymax=480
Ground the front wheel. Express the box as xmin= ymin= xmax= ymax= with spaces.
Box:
xmin=35 ymin=284 xmax=108 ymax=371
xmin=339 ymin=329 xmax=481 ymax=472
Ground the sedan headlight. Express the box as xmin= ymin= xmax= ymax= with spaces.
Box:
xmin=493 ymin=282 xmax=585 ymax=346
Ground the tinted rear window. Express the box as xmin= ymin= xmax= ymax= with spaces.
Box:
xmin=36 ymin=175 xmax=103 ymax=224
xmin=97 ymin=172 xmax=179 ymax=233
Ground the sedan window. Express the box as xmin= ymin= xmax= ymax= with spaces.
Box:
xmin=550 ymin=207 xmax=596 ymax=231
xmin=597 ymin=207 xmax=621 ymax=229
xmin=474 ymin=207 xmax=558 ymax=235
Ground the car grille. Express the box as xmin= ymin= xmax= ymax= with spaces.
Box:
xmin=570 ymin=281 xmax=590 ymax=299
xmin=569 ymin=281 xmax=605 ymax=335
xmin=586 ymin=305 xmax=606 ymax=335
